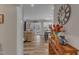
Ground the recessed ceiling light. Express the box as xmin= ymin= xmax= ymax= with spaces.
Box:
xmin=51 ymin=6 xmax=54 ymax=10
xmin=31 ymin=4 xmax=34 ymax=7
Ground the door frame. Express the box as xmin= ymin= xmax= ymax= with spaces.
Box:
xmin=17 ymin=5 xmax=24 ymax=55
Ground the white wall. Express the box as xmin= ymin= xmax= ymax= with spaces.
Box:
xmin=54 ymin=4 xmax=79 ymax=51
xmin=0 ymin=5 xmax=17 ymax=55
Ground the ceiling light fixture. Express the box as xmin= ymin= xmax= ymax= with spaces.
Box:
xmin=51 ymin=6 xmax=54 ymax=10
xmin=31 ymin=4 xmax=34 ymax=7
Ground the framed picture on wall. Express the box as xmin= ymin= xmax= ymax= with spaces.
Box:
xmin=0 ymin=14 xmax=4 ymax=24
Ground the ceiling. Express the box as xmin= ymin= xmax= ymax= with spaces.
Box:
xmin=23 ymin=4 xmax=54 ymax=20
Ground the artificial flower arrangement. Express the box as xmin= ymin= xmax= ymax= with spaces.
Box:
xmin=49 ymin=24 xmax=64 ymax=32
xmin=49 ymin=24 xmax=67 ymax=45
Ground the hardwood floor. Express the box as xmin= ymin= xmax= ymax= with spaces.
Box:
xmin=24 ymin=35 xmax=48 ymax=55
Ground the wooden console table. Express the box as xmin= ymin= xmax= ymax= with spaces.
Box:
xmin=49 ymin=38 xmax=78 ymax=55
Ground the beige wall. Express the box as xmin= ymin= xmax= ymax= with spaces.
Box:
xmin=54 ymin=4 xmax=79 ymax=51
xmin=0 ymin=5 xmax=17 ymax=54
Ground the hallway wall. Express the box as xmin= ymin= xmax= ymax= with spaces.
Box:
xmin=0 ymin=5 xmax=17 ymax=54
xmin=54 ymin=4 xmax=79 ymax=53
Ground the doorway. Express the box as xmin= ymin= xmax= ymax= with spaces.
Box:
xmin=23 ymin=20 xmax=52 ymax=55
xmin=17 ymin=4 xmax=54 ymax=55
